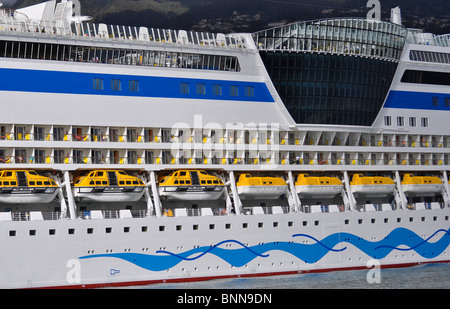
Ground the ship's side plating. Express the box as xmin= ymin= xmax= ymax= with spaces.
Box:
xmin=0 ymin=1 xmax=450 ymax=288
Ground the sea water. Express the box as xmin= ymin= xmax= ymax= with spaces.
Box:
xmin=133 ymin=263 xmax=450 ymax=289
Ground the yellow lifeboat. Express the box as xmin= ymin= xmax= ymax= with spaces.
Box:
xmin=158 ymin=170 xmax=225 ymax=201
xmin=401 ymin=173 xmax=443 ymax=196
xmin=350 ymin=174 xmax=395 ymax=197
xmin=236 ymin=174 xmax=287 ymax=199
xmin=0 ymin=170 xmax=58 ymax=203
xmin=73 ymin=170 xmax=145 ymax=202
xmin=295 ymin=174 xmax=343 ymax=198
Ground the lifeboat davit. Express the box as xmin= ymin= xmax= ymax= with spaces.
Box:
xmin=158 ymin=170 xmax=225 ymax=201
xmin=401 ymin=173 xmax=443 ymax=196
xmin=295 ymin=174 xmax=343 ymax=198
xmin=350 ymin=174 xmax=395 ymax=197
xmin=0 ymin=170 xmax=58 ymax=203
xmin=73 ymin=170 xmax=145 ymax=202
xmin=236 ymin=174 xmax=287 ymax=199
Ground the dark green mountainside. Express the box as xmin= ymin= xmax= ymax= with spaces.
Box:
xmin=11 ymin=0 xmax=450 ymax=34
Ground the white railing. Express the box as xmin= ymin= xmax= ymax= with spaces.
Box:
xmin=0 ymin=12 xmax=248 ymax=50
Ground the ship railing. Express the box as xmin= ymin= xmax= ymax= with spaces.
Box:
xmin=0 ymin=14 xmax=248 ymax=50
xmin=3 ymin=131 xmax=447 ymax=149
xmin=407 ymin=31 xmax=450 ymax=48
xmin=242 ymin=206 xmax=290 ymax=215
xmin=10 ymin=211 xmax=61 ymax=221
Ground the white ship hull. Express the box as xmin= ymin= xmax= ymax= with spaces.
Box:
xmin=0 ymin=189 xmax=58 ymax=204
xmin=351 ymin=185 xmax=396 ymax=197
xmin=295 ymin=185 xmax=343 ymax=198
xmin=159 ymin=186 xmax=225 ymax=201
xmin=402 ymin=184 xmax=444 ymax=196
xmin=237 ymin=186 xmax=287 ymax=199
xmin=73 ymin=188 xmax=145 ymax=202
xmin=1 ymin=207 xmax=449 ymax=288
xmin=1 ymin=0 xmax=450 ymax=289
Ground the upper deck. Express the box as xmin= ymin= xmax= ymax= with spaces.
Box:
xmin=0 ymin=0 xmax=251 ymax=51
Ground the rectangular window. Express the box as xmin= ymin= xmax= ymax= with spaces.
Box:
xmin=432 ymin=96 xmax=439 ymax=106
xmin=421 ymin=117 xmax=429 ymax=127
xmin=245 ymin=86 xmax=254 ymax=97
xmin=111 ymin=79 xmax=121 ymax=91
xmin=445 ymin=97 xmax=450 ymax=107
xmin=409 ymin=117 xmax=416 ymax=127
xmin=180 ymin=82 xmax=190 ymax=94
xmin=129 ymin=80 xmax=139 ymax=92
xmin=93 ymin=78 xmax=103 ymax=90
xmin=384 ymin=116 xmax=391 ymax=126
xmin=212 ymin=84 xmax=222 ymax=96
xmin=196 ymin=83 xmax=206 ymax=95
xmin=230 ymin=85 xmax=239 ymax=96
xmin=397 ymin=116 xmax=404 ymax=127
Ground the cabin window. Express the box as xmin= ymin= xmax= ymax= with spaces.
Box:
xmin=29 ymin=230 xmax=36 ymax=236
xmin=230 ymin=85 xmax=239 ymax=96
xmin=212 ymin=84 xmax=222 ymax=96
xmin=106 ymin=227 xmax=112 ymax=233
xmin=179 ymin=171 xmax=186 ymax=176
xmin=87 ymin=228 xmax=94 ymax=234
xmin=196 ymin=83 xmax=206 ymax=95
xmin=384 ymin=116 xmax=391 ymax=126
xmin=245 ymin=86 xmax=254 ymax=97
xmin=180 ymin=82 xmax=190 ymax=94
xmin=111 ymin=79 xmax=121 ymax=91
xmin=68 ymin=228 xmax=75 ymax=235
xmin=93 ymin=78 xmax=103 ymax=90
xmin=9 ymin=230 xmax=16 ymax=237
xmin=49 ymin=229 xmax=56 ymax=235
xmin=129 ymin=80 xmax=139 ymax=92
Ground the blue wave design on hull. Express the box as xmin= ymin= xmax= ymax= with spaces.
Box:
xmin=79 ymin=227 xmax=450 ymax=272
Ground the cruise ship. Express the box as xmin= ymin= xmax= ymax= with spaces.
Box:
xmin=1 ymin=0 xmax=450 ymax=288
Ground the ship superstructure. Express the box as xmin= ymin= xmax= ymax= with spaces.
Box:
xmin=0 ymin=1 xmax=450 ymax=288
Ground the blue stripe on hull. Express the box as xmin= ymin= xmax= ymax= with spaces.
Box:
xmin=0 ymin=68 xmax=275 ymax=103
xmin=79 ymin=227 xmax=450 ymax=272
xmin=384 ymin=90 xmax=450 ymax=111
